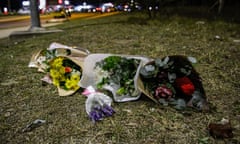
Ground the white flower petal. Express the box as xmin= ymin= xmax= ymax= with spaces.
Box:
xmin=187 ymin=56 xmax=197 ymax=63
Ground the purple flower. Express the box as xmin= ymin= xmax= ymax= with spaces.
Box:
xmin=89 ymin=110 xmax=103 ymax=122
xmin=89 ymin=105 xmax=115 ymax=122
xmin=102 ymin=105 xmax=115 ymax=116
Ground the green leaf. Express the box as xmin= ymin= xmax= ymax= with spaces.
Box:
xmin=116 ymin=87 xmax=126 ymax=95
xmin=198 ymin=137 xmax=209 ymax=144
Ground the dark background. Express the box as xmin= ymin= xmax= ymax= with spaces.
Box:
xmin=1 ymin=0 xmax=240 ymax=11
xmin=0 ymin=0 xmax=239 ymax=22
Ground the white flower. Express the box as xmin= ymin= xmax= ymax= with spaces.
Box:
xmin=94 ymin=66 xmax=109 ymax=84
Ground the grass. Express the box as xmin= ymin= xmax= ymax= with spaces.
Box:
xmin=0 ymin=11 xmax=240 ymax=144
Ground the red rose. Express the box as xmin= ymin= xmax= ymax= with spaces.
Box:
xmin=65 ymin=67 xmax=72 ymax=73
xmin=175 ymin=77 xmax=195 ymax=96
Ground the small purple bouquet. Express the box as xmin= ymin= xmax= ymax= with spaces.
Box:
xmin=82 ymin=86 xmax=115 ymax=122
xmin=89 ymin=104 xmax=115 ymax=122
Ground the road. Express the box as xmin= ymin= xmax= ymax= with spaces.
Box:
xmin=0 ymin=12 xmax=120 ymax=39
xmin=0 ymin=12 xmax=120 ymax=29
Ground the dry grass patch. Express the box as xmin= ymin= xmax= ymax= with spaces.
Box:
xmin=0 ymin=12 xmax=240 ymax=143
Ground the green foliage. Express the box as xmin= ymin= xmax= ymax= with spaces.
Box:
xmin=96 ymin=56 xmax=140 ymax=96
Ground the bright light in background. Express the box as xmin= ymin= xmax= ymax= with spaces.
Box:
xmin=58 ymin=0 xmax=63 ymax=4
xmin=22 ymin=1 xmax=30 ymax=6
xmin=103 ymin=2 xmax=114 ymax=7
xmin=39 ymin=0 xmax=46 ymax=10
xmin=58 ymin=0 xmax=69 ymax=5
xmin=64 ymin=0 xmax=70 ymax=5
xmin=3 ymin=7 xmax=8 ymax=14
xmin=101 ymin=2 xmax=114 ymax=12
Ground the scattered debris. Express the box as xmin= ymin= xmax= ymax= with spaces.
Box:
xmin=195 ymin=21 xmax=205 ymax=25
xmin=22 ymin=119 xmax=46 ymax=133
xmin=125 ymin=122 xmax=138 ymax=126
xmin=122 ymin=109 xmax=132 ymax=114
xmin=4 ymin=112 xmax=11 ymax=117
xmin=233 ymin=39 xmax=240 ymax=43
xmin=208 ymin=118 xmax=234 ymax=139
xmin=215 ymin=35 xmax=222 ymax=40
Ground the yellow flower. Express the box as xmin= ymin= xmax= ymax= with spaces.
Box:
xmin=50 ymin=67 xmax=66 ymax=87
xmin=65 ymin=79 xmax=72 ymax=89
xmin=64 ymin=73 xmax=80 ymax=90
xmin=52 ymin=79 xmax=60 ymax=87
xmin=50 ymin=69 xmax=60 ymax=79
xmin=48 ymin=56 xmax=81 ymax=91
xmin=65 ymin=78 xmax=79 ymax=90
xmin=58 ymin=66 xmax=65 ymax=75
xmin=72 ymin=85 xmax=80 ymax=91
xmin=51 ymin=57 xmax=64 ymax=68
xmin=71 ymin=73 xmax=80 ymax=82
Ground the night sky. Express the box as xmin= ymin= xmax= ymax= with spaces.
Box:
xmin=0 ymin=0 xmax=117 ymax=12
xmin=0 ymin=0 xmax=22 ymax=11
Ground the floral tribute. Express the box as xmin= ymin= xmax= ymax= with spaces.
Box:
xmin=28 ymin=45 xmax=85 ymax=96
xmin=94 ymin=56 xmax=140 ymax=97
xmin=37 ymin=48 xmax=83 ymax=92
xmin=140 ymin=55 xmax=209 ymax=111
xmin=48 ymin=56 xmax=82 ymax=91
xmin=83 ymin=86 xmax=115 ymax=122
xmin=29 ymin=43 xmax=211 ymax=123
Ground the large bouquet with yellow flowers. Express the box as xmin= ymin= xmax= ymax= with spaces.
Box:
xmin=29 ymin=42 xmax=89 ymax=96
xmin=49 ymin=56 xmax=82 ymax=91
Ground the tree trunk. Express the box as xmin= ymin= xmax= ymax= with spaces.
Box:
xmin=29 ymin=0 xmax=41 ymax=30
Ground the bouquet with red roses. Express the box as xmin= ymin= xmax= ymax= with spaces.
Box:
xmin=139 ymin=55 xmax=209 ymax=111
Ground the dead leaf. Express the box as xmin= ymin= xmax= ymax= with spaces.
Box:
xmin=208 ymin=122 xmax=233 ymax=139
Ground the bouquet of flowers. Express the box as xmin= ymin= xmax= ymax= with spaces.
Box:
xmin=139 ymin=55 xmax=209 ymax=111
xmin=83 ymin=86 xmax=115 ymax=122
xmin=79 ymin=54 xmax=148 ymax=102
xmin=29 ymin=42 xmax=89 ymax=96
